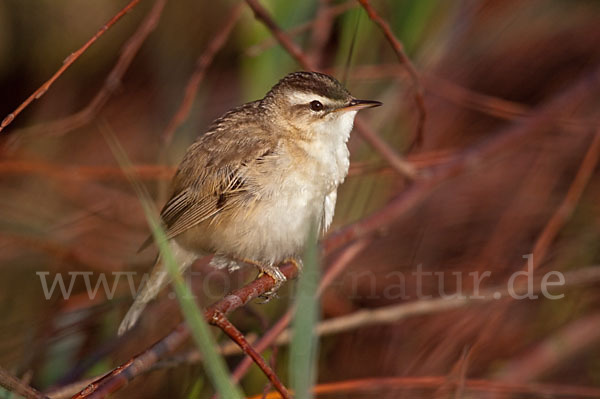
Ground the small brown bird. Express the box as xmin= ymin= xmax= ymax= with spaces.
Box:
xmin=118 ymin=71 xmax=381 ymax=335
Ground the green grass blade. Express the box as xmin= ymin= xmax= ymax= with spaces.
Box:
xmin=103 ymin=128 xmax=243 ymax=399
xmin=290 ymin=226 xmax=320 ymax=399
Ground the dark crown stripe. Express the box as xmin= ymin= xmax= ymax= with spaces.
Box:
xmin=268 ymin=71 xmax=350 ymax=101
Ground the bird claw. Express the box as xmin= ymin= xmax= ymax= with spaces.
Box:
xmin=256 ymin=263 xmax=286 ymax=301
xmin=257 ymin=290 xmax=279 ymax=303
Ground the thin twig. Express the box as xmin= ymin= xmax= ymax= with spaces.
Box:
xmin=422 ymin=73 xmax=591 ymax=132
xmin=231 ymin=237 xmax=371 ymax=383
xmin=6 ymin=0 xmax=167 ymax=148
xmin=530 ymin=126 xmax=600 ymax=269
xmin=496 ymin=312 xmax=600 ymax=382
xmin=161 ymin=3 xmax=244 ymax=144
xmin=244 ymin=0 xmax=416 ymax=179
xmin=0 ymin=149 xmax=451 ymax=182
xmin=354 ymin=118 xmax=417 ymax=178
xmin=50 ymin=264 xmax=600 ymax=397
xmin=0 ymin=160 xmax=174 ymax=181
xmin=307 ymin=0 xmax=337 ymax=69
xmin=210 ymin=311 xmax=291 ymax=399
xmin=0 ymin=366 xmax=49 ymax=399
xmin=248 ymin=376 xmax=600 ymax=399
xmin=46 ymin=338 xmax=253 ymax=399
xmin=244 ymin=0 xmax=312 ymax=70
xmin=324 ymin=64 xmax=592 ymax=132
xmin=357 ymin=0 xmax=426 ymax=149
xmin=324 ymin=64 xmax=600 ymax=254
xmin=69 ymin=262 xmax=299 ymax=399
xmin=56 ymin=241 xmax=369 ymax=398
xmin=291 ymin=267 xmax=600 ymax=340
xmin=246 ymin=1 xmax=356 ymax=57
xmin=0 ymin=0 xmax=144 ymax=134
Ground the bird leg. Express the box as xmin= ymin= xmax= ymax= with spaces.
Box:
xmin=235 ymin=258 xmax=288 ymax=301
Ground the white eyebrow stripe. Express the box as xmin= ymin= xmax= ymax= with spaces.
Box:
xmin=286 ymin=92 xmax=333 ymax=106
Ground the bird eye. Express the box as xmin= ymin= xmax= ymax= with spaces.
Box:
xmin=310 ymin=100 xmax=324 ymax=111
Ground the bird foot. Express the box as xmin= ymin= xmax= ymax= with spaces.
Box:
xmin=236 ymin=258 xmax=303 ymax=302
xmin=256 ymin=263 xmax=286 ymax=301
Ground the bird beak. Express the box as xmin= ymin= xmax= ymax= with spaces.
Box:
xmin=335 ymin=98 xmax=383 ymax=112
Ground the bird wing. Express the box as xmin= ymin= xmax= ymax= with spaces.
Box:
xmin=160 ymin=164 xmax=247 ymax=240
xmin=136 ymin=101 xmax=278 ymax=251
xmin=159 ymin=125 xmax=277 ymax=244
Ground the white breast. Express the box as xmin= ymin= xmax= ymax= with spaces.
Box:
xmin=232 ymin=110 xmax=356 ymax=263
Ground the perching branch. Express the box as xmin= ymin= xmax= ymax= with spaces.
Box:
xmin=51 ymin=264 xmax=600 ymax=398
xmin=209 ymin=311 xmax=291 ymax=399
xmin=69 ymin=262 xmax=299 ymax=399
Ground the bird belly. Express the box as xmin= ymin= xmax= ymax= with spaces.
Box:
xmin=227 ymin=173 xmax=327 ymax=264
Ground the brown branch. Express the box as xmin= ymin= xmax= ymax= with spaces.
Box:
xmin=422 ymin=73 xmax=591 ymax=132
xmin=307 ymin=0 xmax=338 ymax=69
xmin=66 ymin=241 xmax=366 ymax=397
xmin=0 ymin=161 xmax=174 ymax=181
xmin=0 ymin=366 xmax=49 ymax=399
xmin=244 ymin=0 xmax=313 ymax=70
xmin=161 ymin=3 xmax=243 ymax=144
xmin=354 ymin=118 xmax=417 ymax=178
xmin=231 ymin=237 xmax=371 ymax=382
xmin=245 ymin=1 xmax=356 ymax=57
xmin=0 ymin=233 xmax=127 ymax=272
xmin=244 ymin=0 xmax=416 ymax=179
xmin=229 ymin=265 xmax=599 ymax=382
xmin=496 ymin=312 xmax=600 ymax=382
xmin=210 ymin=311 xmax=291 ymax=399
xmin=530 ymin=127 xmax=600 ymax=269
xmin=0 ymin=149 xmax=452 ymax=182
xmin=326 ymin=64 xmax=592 ymax=132
xmin=51 ymin=264 xmax=600 ymax=397
xmin=357 ymin=0 xmax=426 ymax=149
xmin=69 ymin=262 xmax=299 ymax=399
xmin=248 ymin=376 xmax=600 ymax=399
xmin=45 ymin=339 xmax=252 ymax=399
xmin=232 ymin=309 xmax=293 ymax=385
xmin=5 ymin=0 xmax=167 ymax=152
xmin=324 ymin=64 xmax=600 ymax=254
xmin=0 ymin=0 xmax=145 ymax=134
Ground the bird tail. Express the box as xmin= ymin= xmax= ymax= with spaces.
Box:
xmin=117 ymin=241 xmax=197 ymax=336
xmin=118 ymin=261 xmax=169 ymax=336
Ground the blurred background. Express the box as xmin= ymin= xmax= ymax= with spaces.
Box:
xmin=1 ymin=0 xmax=600 ymax=397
